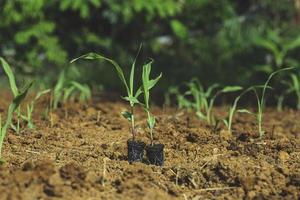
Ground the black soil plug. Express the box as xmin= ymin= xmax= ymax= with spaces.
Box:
xmin=146 ymin=144 xmax=164 ymax=166
xmin=127 ymin=140 xmax=145 ymax=163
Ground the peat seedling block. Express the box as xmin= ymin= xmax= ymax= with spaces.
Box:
xmin=127 ymin=140 xmax=145 ymax=163
xmin=146 ymin=144 xmax=164 ymax=166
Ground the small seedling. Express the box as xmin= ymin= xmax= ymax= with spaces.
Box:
xmin=278 ymin=73 xmax=300 ymax=110
xmin=62 ymin=81 xmax=91 ymax=103
xmin=51 ymin=70 xmax=92 ymax=109
xmin=71 ymin=47 xmax=143 ymax=141
xmin=0 ymin=57 xmax=32 ymax=162
xmin=52 ymin=70 xmax=65 ymax=109
xmin=21 ymin=89 xmax=51 ymax=129
xmin=186 ymin=79 xmax=242 ymax=125
xmin=1 ymin=58 xmax=34 ymax=134
xmin=141 ymin=61 xmax=162 ymax=145
xmin=251 ymin=67 xmax=293 ymax=138
xmin=222 ymin=87 xmax=253 ymax=133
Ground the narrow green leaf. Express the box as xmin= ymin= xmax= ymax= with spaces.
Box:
xmin=71 ymin=53 xmax=129 ymax=94
xmin=148 ymin=73 xmax=162 ymax=90
xmin=0 ymin=57 xmax=18 ymax=97
xmin=1 ymin=81 xmax=32 ymax=141
xmin=34 ymin=89 xmax=51 ymax=101
xmin=129 ymin=44 xmax=142 ymax=96
xmin=221 ymin=86 xmax=243 ymax=93
xmin=237 ymin=109 xmax=252 ymax=114
xmin=121 ymin=111 xmax=132 ymax=121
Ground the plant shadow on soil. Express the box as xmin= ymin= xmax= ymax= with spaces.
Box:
xmin=0 ymin=94 xmax=299 ymax=200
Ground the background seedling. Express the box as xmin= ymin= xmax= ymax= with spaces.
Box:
xmin=252 ymin=67 xmax=293 ymax=138
xmin=222 ymin=87 xmax=253 ymax=133
xmin=142 ymin=61 xmax=162 ymax=145
xmin=186 ymin=79 xmax=242 ymax=125
xmin=277 ymin=74 xmax=300 ymax=111
xmin=71 ymin=46 xmax=143 ymax=141
xmin=164 ymin=85 xmax=193 ymax=111
xmin=21 ymin=89 xmax=51 ymax=129
xmin=0 ymin=57 xmax=32 ymax=162
xmin=0 ymin=58 xmax=33 ymax=134
xmin=51 ymin=70 xmax=92 ymax=109
xmin=0 ymin=84 xmax=32 ymax=163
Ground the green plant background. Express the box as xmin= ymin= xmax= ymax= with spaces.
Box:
xmin=1 ymin=0 xmax=300 ymax=99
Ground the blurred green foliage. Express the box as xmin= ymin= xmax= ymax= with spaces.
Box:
xmin=1 ymin=0 xmax=300 ymax=95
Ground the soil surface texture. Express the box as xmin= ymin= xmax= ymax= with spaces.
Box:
xmin=0 ymin=94 xmax=299 ymax=200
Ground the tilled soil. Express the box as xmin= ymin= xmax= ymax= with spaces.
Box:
xmin=0 ymin=95 xmax=299 ymax=200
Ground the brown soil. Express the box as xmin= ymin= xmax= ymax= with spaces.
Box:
xmin=0 ymin=94 xmax=299 ymax=200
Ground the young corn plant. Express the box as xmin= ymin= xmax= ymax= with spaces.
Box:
xmin=252 ymin=67 xmax=293 ymax=138
xmin=164 ymin=86 xmax=192 ymax=110
xmin=0 ymin=58 xmax=32 ymax=162
xmin=186 ymin=79 xmax=219 ymax=122
xmin=0 ymin=58 xmax=33 ymax=134
xmin=62 ymin=81 xmax=91 ymax=103
xmin=142 ymin=61 xmax=162 ymax=145
xmin=51 ymin=70 xmax=92 ymax=109
xmin=71 ymin=49 xmax=143 ymax=141
xmin=0 ymin=85 xmax=32 ymax=163
xmin=186 ymin=79 xmax=242 ymax=125
xmin=21 ymin=89 xmax=51 ymax=129
xmin=222 ymin=87 xmax=253 ymax=133
xmin=280 ymin=73 xmax=300 ymax=110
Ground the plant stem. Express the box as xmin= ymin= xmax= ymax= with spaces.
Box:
xmin=130 ymin=106 xmax=136 ymax=141
xmin=147 ymin=111 xmax=154 ymax=145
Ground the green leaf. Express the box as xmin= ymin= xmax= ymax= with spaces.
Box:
xmin=291 ymin=74 xmax=300 ymax=91
xmin=130 ymin=44 xmax=142 ymax=96
xmin=121 ymin=111 xmax=132 ymax=121
xmin=147 ymin=115 xmax=156 ymax=129
xmin=237 ymin=109 xmax=252 ymax=114
xmin=34 ymin=89 xmax=51 ymax=101
xmin=70 ymin=81 xmax=91 ymax=100
xmin=71 ymin=53 xmax=129 ymax=94
xmin=205 ymin=84 xmax=219 ymax=97
xmin=1 ymin=81 xmax=32 ymax=146
xmin=222 ymin=119 xmax=229 ymax=128
xmin=122 ymin=96 xmax=140 ymax=104
xmin=148 ymin=73 xmax=162 ymax=90
xmin=134 ymin=87 xmax=143 ymax=98
xmin=63 ymin=86 xmax=75 ymax=102
xmin=221 ymin=86 xmax=243 ymax=93
xmin=284 ymin=35 xmax=300 ymax=51
xmin=170 ymin=19 xmax=188 ymax=39
xmin=0 ymin=57 xmax=19 ymax=97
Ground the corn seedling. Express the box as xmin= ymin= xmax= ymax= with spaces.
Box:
xmin=280 ymin=73 xmax=300 ymax=110
xmin=142 ymin=61 xmax=162 ymax=145
xmin=222 ymin=87 xmax=253 ymax=133
xmin=1 ymin=58 xmax=34 ymax=134
xmin=185 ymin=79 xmax=219 ymax=122
xmin=164 ymin=86 xmax=192 ymax=110
xmin=71 ymin=46 xmax=143 ymax=141
xmin=252 ymin=67 xmax=293 ymax=138
xmin=0 ymin=58 xmax=32 ymax=162
xmin=63 ymin=81 xmax=91 ymax=103
xmin=51 ymin=70 xmax=92 ymax=109
xmin=52 ymin=70 xmax=65 ymax=109
xmin=0 ymin=85 xmax=32 ymax=162
xmin=186 ymin=79 xmax=242 ymax=125
xmin=21 ymin=89 xmax=51 ymax=129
